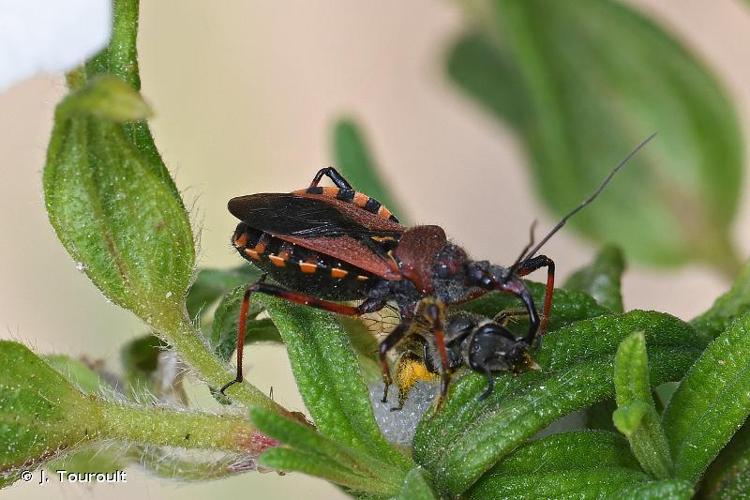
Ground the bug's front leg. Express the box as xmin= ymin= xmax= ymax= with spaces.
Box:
xmin=516 ymin=255 xmax=555 ymax=336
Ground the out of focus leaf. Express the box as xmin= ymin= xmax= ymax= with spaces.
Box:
xmin=414 ymin=311 xmax=703 ymax=494
xmin=663 ymin=312 xmax=750 ymax=483
xmin=449 ymin=0 xmax=743 ymax=272
xmin=332 ymin=119 xmax=405 ymax=221
xmin=208 ymin=285 xmax=281 ymax=364
xmin=43 ymin=354 xmax=112 ymax=395
xmin=565 ymin=244 xmax=625 ymax=313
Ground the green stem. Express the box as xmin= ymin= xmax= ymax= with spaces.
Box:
xmin=95 ymin=399 xmax=274 ymax=453
xmin=158 ymin=313 xmax=291 ymax=416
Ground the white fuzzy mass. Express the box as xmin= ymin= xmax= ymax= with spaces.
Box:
xmin=0 ymin=0 xmax=111 ymax=91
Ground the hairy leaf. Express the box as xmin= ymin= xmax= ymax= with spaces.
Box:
xmin=663 ymin=312 xmax=750 ymax=483
xmin=397 ymin=468 xmax=438 ymax=500
xmin=450 ymin=0 xmax=743 ymax=271
xmin=44 ymin=73 xmax=193 ymax=331
xmin=0 ymin=342 xmax=100 ymax=486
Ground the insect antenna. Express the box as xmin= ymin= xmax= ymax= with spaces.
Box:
xmin=520 ymin=132 xmax=657 ymax=263
xmin=508 ymin=219 xmax=537 ymax=276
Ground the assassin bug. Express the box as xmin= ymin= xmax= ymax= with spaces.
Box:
xmin=219 ymin=134 xmax=656 ymax=408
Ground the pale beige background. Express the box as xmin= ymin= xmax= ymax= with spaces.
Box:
xmin=2 ymin=1 xmax=749 ymax=499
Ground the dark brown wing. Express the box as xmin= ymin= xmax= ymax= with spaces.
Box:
xmin=228 ymin=193 xmax=403 ymax=238
xmin=228 ymin=193 xmax=404 ymax=279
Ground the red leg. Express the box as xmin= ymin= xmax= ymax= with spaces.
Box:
xmin=517 ymin=255 xmax=555 ymax=337
xmin=220 ymin=280 xmax=383 ymax=394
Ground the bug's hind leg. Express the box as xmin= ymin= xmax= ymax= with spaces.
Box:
xmin=219 ymin=278 xmax=383 ymax=395
xmin=309 ymin=167 xmax=354 ymax=190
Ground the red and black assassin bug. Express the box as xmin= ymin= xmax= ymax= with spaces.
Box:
xmin=220 ymin=134 xmax=655 ymax=408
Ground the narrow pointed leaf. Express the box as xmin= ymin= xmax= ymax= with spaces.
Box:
xmin=613 ymin=332 xmax=672 ymax=478
xmin=450 ymin=0 xmax=743 ymax=271
xmin=332 ymin=119 xmax=405 ymax=221
xmin=257 ymin=296 xmax=411 ymax=470
xmin=663 ymin=312 xmax=750 ymax=483
xmin=565 ymin=244 xmax=626 ymax=312
xmin=414 ymin=311 xmax=703 ymax=494
xmin=252 ymin=408 xmax=404 ymax=496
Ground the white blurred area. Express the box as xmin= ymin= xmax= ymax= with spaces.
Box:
xmin=1 ymin=1 xmax=749 ymax=499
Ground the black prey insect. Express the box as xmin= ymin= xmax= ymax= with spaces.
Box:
xmin=220 ymin=134 xmax=656 ymax=408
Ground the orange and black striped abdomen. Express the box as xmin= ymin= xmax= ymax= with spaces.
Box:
xmin=294 ymin=186 xmax=399 ymax=223
xmin=233 ymin=224 xmax=378 ymax=301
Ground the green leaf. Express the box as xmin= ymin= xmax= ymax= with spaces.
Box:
xmin=414 ymin=311 xmax=703 ymax=494
xmin=397 ymin=468 xmax=438 ymax=500
xmin=0 ymin=342 xmax=100 ymax=485
xmin=186 ymin=266 xmax=260 ymax=321
xmin=450 ymin=0 xmax=743 ymax=272
xmin=252 ymin=408 xmax=404 ymax=496
xmin=468 ymin=431 xmax=643 ymax=498
xmin=663 ymin=312 xmax=750 ymax=483
xmin=612 ymin=332 xmax=672 ymax=478
xmin=460 ymin=280 xmax=610 ymax=334
xmin=44 ymin=90 xmax=193 ymax=332
xmin=332 ymin=119 xmax=405 ymax=221
xmin=258 ymin=296 xmax=411 ymax=471
xmin=692 ymin=259 xmax=750 ymax=340
xmin=565 ymin=244 xmax=626 ymax=312
xmin=447 ymin=31 xmax=530 ymax=130
xmin=699 ymin=421 xmax=750 ymax=499
xmin=468 ymin=431 xmax=691 ymax=499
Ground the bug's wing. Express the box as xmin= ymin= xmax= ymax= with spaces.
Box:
xmin=228 ymin=193 xmax=402 ymax=238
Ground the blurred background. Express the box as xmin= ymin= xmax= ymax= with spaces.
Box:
xmin=2 ymin=0 xmax=750 ymax=498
